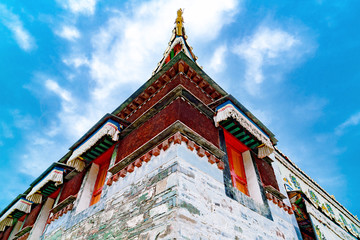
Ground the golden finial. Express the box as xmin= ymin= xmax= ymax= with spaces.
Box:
xmin=175 ymin=9 xmax=184 ymax=36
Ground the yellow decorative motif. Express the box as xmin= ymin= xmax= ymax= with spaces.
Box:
xmin=175 ymin=9 xmax=184 ymax=36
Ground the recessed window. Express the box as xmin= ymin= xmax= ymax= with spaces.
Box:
xmin=223 ymin=128 xmax=250 ymax=196
xmin=90 ymin=161 xmax=109 ymax=206
xmin=88 ymin=145 xmax=114 ymax=206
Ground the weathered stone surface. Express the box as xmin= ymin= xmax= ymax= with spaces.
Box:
xmin=42 ymin=143 xmax=300 ymax=240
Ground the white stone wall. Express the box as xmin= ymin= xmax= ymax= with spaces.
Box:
xmin=173 ymin=142 xmax=300 ymax=240
xmin=41 ymin=142 xmax=301 ymax=239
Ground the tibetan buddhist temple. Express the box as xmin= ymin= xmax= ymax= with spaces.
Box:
xmin=0 ymin=9 xmax=359 ymax=240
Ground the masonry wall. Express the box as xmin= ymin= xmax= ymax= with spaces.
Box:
xmin=42 ymin=142 xmax=301 ymax=240
xmin=274 ymin=152 xmax=360 ymax=239
xmin=174 ymin=143 xmax=300 ymax=240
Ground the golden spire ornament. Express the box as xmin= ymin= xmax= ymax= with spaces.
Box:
xmin=175 ymin=9 xmax=184 ymax=36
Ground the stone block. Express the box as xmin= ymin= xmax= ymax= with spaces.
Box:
xmin=113 ymin=173 xmax=119 ymax=182
xmin=152 ymin=147 xmax=161 ymax=156
xmin=162 ymin=139 xmax=170 ymax=151
xmin=173 ymin=132 xmax=182 ymax=144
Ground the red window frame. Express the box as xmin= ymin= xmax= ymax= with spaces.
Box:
xmin=89 ymin=145 xmax=114 ymax=206
xmin=90 ymin=162 xmax=109 ymax=206
xmin=223 ymin=128 xmax=250 ymax=196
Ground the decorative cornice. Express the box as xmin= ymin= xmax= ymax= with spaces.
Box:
xmin=47 ymin=201 xmax=74 ymax=225
xmin=107 ymin=131 xmax=224 ymax=186
xmin=109 ymin=120 xmax=224 ymax=175
xmin=265 ymin=191 xmax=293 ymax=215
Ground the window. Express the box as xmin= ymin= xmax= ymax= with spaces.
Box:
xmin=223 ymin=128 xmax=250 ymax=196
xmin=74 ymin=145 xmax=114 ymax=213
xmin=88 ymin=145 xmax=114 ymax=206
xmin=90 ymin=161 xmax=109 ymax=206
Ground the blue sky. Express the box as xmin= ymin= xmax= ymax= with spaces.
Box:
xmin=0 ymin=0 xmax=359 ymax=217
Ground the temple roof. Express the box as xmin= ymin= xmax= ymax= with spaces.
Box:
xmin=152 ymin=9 xmax=199 ymax=75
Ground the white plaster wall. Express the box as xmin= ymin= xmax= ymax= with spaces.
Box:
xmin=271 ymin=158 xmax=302 ymax=231
xmin=42 ymin=142 xmax=302 ymax=239
xmin=173 ymin=142 xmax=301 ymax=240
xmin=28 ymin=198 xmax=55 ymax=240
xmin=75 ymin=163 xmax=99 ymax=214
xmin=306 ymin=201 xmax=357 ymax=240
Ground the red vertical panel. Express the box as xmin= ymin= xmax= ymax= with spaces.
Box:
xmin=22 ymin=203 xmax=43 ymax=228
xmin=1 ymin=225 xmax=13 ymax=240
xmin=58 ymin=170 xmax=86 ymax=203
xmin=255 ymin=156 xmax=279 ymax=191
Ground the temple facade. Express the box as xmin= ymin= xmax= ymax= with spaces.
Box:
xmin=0 ymin=10 xmax=359 ymax=240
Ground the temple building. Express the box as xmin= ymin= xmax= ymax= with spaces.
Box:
xmin=0 ymin=10 xmax=359 ymax=240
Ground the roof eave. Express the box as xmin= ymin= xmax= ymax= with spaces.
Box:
xmin=69 ymin=113 xmax=129 ymax=151
xmin=112 ymin=51 xmax=228 ymax=116
xmin=0 ymin=194 xmax=26 ymax=217
xmin=209 ymin=94 xmax=277 ymax=145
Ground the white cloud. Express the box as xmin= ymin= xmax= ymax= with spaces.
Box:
xmin=63 ymin=56 xmax=89 ymax=68
xmin=60 ymin=0 xmax=239 ymax=134
xmin=56 ymin=25 xmax=81 ymax=41
xmin=57 ymin=0 xmax=97 ymax=15
xmin=292 ymin=96 xmax=328 ymax=122
xmin=88 ymin=0 xmax=239 ymax=102
xmin=0 ymin=4 xmax=35 ymax=51
xmin=45 ymin=79 xmax=75 ymax=114
xmin=207 ymin=45 xmax=227 ymax=73
xmin=10 ymin=110 xmax=35 ymax=130
xmin=335 ymin=112 xmax=360 ymax=135
xmin=45 ymin=79 xmax=72 ymax=103
xmin=19 ymin=0 xmax=240 ymax=178
xmin=0 ymin=122 xmax=13 ymax=139
xmin=19 ymin=135 xmax=60 ymax=177
xmin=233 ymin=26 xmax=301 ymax=95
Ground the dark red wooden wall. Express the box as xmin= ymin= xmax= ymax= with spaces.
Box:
xmin=254 ymin=156 xmax=279 ymax=191
xmin=22 ymin=203 xmax=43 ymax=229
xmin=59 ymin=170 xmax=86 ymax=203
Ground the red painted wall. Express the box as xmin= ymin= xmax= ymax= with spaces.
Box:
xmin=254 ymin=156 xmax=279 ymax=191
xmin=0 ymin=225 xmax=13 ymax=240
xmin=58 ymin=170 xmax=86 ymax=203
xmin=126 ymin=73 xmax=215 ymax=123
xmin=116 ymin=98 xmax=219 ymax=163
xmin=22 ymin=203 xmax=43 ymax=228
